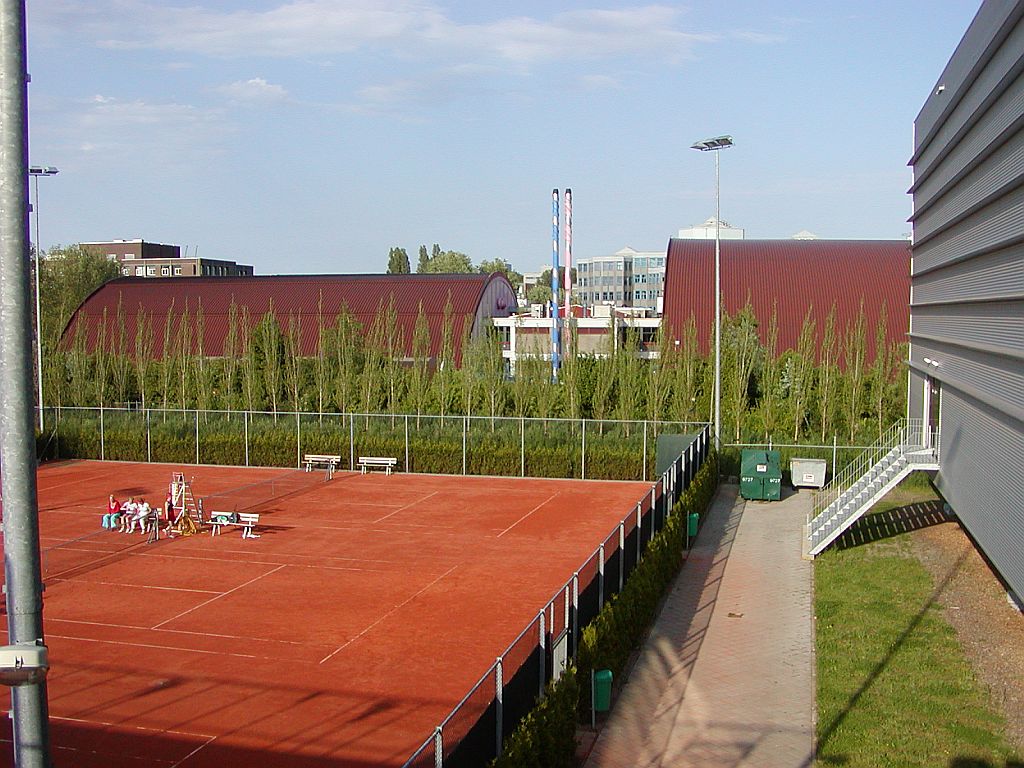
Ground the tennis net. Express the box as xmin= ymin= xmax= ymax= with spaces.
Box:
xmin=199 ymin=470 xmax=328 ymax=515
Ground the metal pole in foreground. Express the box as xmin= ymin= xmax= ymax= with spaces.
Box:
xmin=0 ymin=1 xmax=53 ymax=764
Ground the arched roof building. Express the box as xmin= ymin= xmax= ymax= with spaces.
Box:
xmin=662 ymin=239 xmax=911 ymax=362
xmin=62 ymin=273 xmax=517 ymax=361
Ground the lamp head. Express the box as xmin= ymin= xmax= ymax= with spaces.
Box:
xmin=690 ymin=136 xmax=734 ymax=152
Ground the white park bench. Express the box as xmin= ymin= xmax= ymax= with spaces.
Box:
xmin=357 ymin=456 xmax=398 ymax=475
xmin=209 ymin=511 xmax=261 ymax=539
xmin=303 ymin=453 xmax=341 ymax=478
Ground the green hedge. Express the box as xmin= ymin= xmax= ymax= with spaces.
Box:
xmin=488 ymin=450 xmax=719 ymax=767
xmin=489 ymin=667 xmax=580 ymax=768
xmin=47 ymin=412 xmax=669 ymax=481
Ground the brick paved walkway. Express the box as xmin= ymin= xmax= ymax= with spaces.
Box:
xmin=583 ymin=484 xmax=816 ymax=768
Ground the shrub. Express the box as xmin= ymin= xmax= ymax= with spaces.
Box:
xmin=490 ymin=667 xmax=580 ymax=768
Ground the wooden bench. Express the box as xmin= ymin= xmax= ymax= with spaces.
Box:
xmin=303 ymin=453 xmax=341 ymax=478
xmin=209 ymin=511 xmax=261 ymax=539
xmin=357 ymin=456 xmax=398 ymax=475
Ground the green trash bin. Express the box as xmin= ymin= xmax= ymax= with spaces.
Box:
xmin=687 ymin=511 xmax=699 ymax=537
xmin=593 ymin=669 xmax=613 ymax=712
xmin=740 ymin=449 xmax=783 ymax=501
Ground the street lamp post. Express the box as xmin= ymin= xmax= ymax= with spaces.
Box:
xmin=690 ymin=136 xmax=732 ymax=451
xmin=27 ymin=165 xmax=58 ymax=433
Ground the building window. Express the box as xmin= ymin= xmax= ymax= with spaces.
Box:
xmin=146 ymin=267 xmax=156 ymax=276
xmin=135 ymin=266 xmax=145 ymax=276
xmin=161 ymin=267 xmax=169 ymax=276
xmin=122 ymin=267 xmax=131 ymax=276
xmin=174 ymin=267 xmax=182 ymax=275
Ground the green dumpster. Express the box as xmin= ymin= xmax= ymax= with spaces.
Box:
xmin=687 ymin=511 xmax=699 ymax=537
xmin=740 ymin=449 xmax=782 ymax=501
xmin=593 ymin=669 xmax=613 ymax=712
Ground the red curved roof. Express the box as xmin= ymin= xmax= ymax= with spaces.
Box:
xmin=662 ymin=239 xmax=910 ymax=362
xmin=63 ymin=273 xmax=516 ymax=361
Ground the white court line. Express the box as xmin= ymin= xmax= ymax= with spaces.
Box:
xmin=152 ymin=564 xmax=286 ymax=630
xmin=131 ymin=549 xmax=396 ymax=572
xmin=373 ymin=490 xmax=439 ymax=523
xmin=51 ymin=714 xmax=217 ymax=740
xmin=319 ymin=564 xmax=458 ymax=665
xmin=51 ymin=617 xmax=311 ymax=646
xmin=496 ymin=493 xmax=558 ymax=538
xmin=48 ymin=634 xmax=268 ymax=660
xmin=170 ymin=734 xmax=219 ymax=768
xmin=57 ymin=580 xmax=220 ymax=595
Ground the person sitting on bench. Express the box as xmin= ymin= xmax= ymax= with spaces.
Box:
xmin=101 ymin=494 xmax=121 ymax=530
xmin=117 ymin=497 xmax=138 ymax=532
xmin=126 ymin=498 xmax=152 ymax=534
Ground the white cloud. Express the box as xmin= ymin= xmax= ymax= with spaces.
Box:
xmin=68 ymin=95 xmax=230 ymax=165
xmin=39 ymin=1 xmax=718 ymax=64
xmin=215 ymin=77 xmax=289 ymax=105
xmin=579 ymin=74 xmax=623 ymax=91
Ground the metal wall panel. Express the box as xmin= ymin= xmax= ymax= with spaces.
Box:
xmin=910 ymin=341 xmax=1024 ymax=423
xmin=913 ymin=111 xmax=1024 ymax=243
xmin=912 ymin=243 xmax=1024 ymax=303
xmin=912 ymin=300 xmax=1024 ymax=355
xmin=913 ymin=14 xmax=1024 ymax=184
xmin=912 ymin=183 xmax=1024 ymax=274
xmin=934 ymin=389 xmax=1024 ymax=599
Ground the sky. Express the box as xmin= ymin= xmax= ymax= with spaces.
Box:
xmin=28 ymin=1 xmax=982 ymax=275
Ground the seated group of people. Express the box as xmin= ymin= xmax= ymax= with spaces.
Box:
xmin=101 ymin=493 xmax=177 ymax=536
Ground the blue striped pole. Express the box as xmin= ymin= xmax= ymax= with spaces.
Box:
xmin=551 ymin=189 xmax=561 ymax=381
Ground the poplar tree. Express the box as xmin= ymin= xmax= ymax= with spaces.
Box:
xmin=133 ymin=306 xmax=154 ymax=411
xmin=111 ymin=296 xmax=133 ymax=406
xmin=332 ymin=304 xmax=360 ymax=416
xmin=721 ymin=304 xmax=760 ymax=442
xmin=160 ymin=301 xmax=176 ymax=411
xmin=285 ymin=312 xmax=303 ymax=412
xmin=784 ymin=308 xmax=816 ymax=442
xmin=313 ymin=292 xmax=330 ymax=418
xmin=756 ymin=305 xmax=782 ymax=440
xmin=239 ymin=306 xmax=259 ymax=412
xmin=257 ymin=306 xmax=284 ymax=415
xmin=408 ymin=302 xmax=432 ymax=426
xmin=843 ymin=301 xmax=868 ymax=442
xmin=817 ymin=305 xmax=839 ymax=442
xmin=222 ymin=299 xmax=241 ymax=412
xmin=673 ymin=316 xmax=700 ymax=422
xmin=434 ymin=293 xmax=456 ymax=423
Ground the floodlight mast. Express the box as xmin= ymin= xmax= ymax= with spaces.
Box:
xmin=27 ymin=165 xmax=58 ymax=434
xmin=690 ymin=135 xmax=733 ymax=452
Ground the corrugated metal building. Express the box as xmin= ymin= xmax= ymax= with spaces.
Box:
xmin=661 ymin=239 xmax=911 ymax=360
xmin=909 ymin=0 xmax=1024 ymax=601
xmin=62 ymin=273 xmax=517 ymax=362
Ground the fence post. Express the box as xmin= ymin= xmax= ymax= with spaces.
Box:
xmin=598 ymin=544 xmax=605 ymax=608
xmin=349 ymin=414 xmax=355 ymax=471
xmin=538 ymin=610 xmax=546 ymax=699
xmin=642 ymin=420 xmax=648 ymax=481
xmin=146 ymin=408 xmax=151 ymax=463
xmin=636 ymin=504 xmax=642 ymax=562
xmin=832 ymin=433 xmax=837 ymax=483
xmin=495 ymin=657 xmax=503 ymax=758
xmin=100 ymin=405 xmax=105 ymax=460
xmin=462 ymin=416 xmax=467 ymax=475
xmin=405 ymin=414 xmax=410 ymax=472
xmin=434 ymin=726 xmax=443 ymax=768
xmin=520 ymin=417 xmax=525 ymax=477
xmin=571 ymin=572 xmax=579 ymax=659
xmin=296 ymin=411 xmax=301 ymax=469
xmin=244 ymin=410 xmax=249 ymax=466
xmin=581 ymin=418 xmax=586 ymax=480
xmin=195 ymin=410 xmax=200 ymax=465
xmin=618 ymin=523 xmax=625 ymax=592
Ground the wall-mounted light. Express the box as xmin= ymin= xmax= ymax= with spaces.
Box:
xmin=923 ymin=357 xmax=940 ymax=368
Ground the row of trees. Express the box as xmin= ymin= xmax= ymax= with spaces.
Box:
xmin=48 ymin=299 xmax=905 ymax=447
xmin=386 ymin=243 xmax=524 ymax=294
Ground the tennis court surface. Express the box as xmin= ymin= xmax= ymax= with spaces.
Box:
xmin=0 ymin=460 xmax=652 ymax=767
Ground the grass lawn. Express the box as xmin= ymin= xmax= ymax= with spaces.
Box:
xmin=816 ymin=477 xmax=1022 ymax=767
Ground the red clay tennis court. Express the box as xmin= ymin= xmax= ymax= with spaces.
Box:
xmin=0 ymin=460 xmax=652 ymax=767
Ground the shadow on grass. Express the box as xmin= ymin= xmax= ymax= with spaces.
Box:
xmin=949 ymin=759 xmax=1024 ymax=767
xmin=834 ymin=499 xmax=951 ymax=551
xmin=817 ymin=541 xmax=971 ymax=756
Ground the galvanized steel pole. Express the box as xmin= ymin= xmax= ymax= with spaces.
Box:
xmin=0 ymin=0 xmax=53 ymax=763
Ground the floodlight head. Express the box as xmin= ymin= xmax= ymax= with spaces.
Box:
xmin=28 ymin=166 xmax=59 ymax=176
xmin=690 ymin=136 xmax=734 ymax=152
xmin=0 ymin=644 xmax=49 ymax=686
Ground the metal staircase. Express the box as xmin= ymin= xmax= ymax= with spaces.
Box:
xmin=805 ymin=419 xmax=940 ymax=558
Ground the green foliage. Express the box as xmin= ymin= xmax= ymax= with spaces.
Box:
xmin=490 ymin=667 xmax=580 ymax=768
xmin=386 ymin=246 xmax=410 ymax=274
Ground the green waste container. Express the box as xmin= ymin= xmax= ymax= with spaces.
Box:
xmin=687 ymin=512 xmax=699 ymax=537
xmin=740 ymin=449 xmax=782 ymax=501
xmin=593 ymin=669 xmax=613 ymax=712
